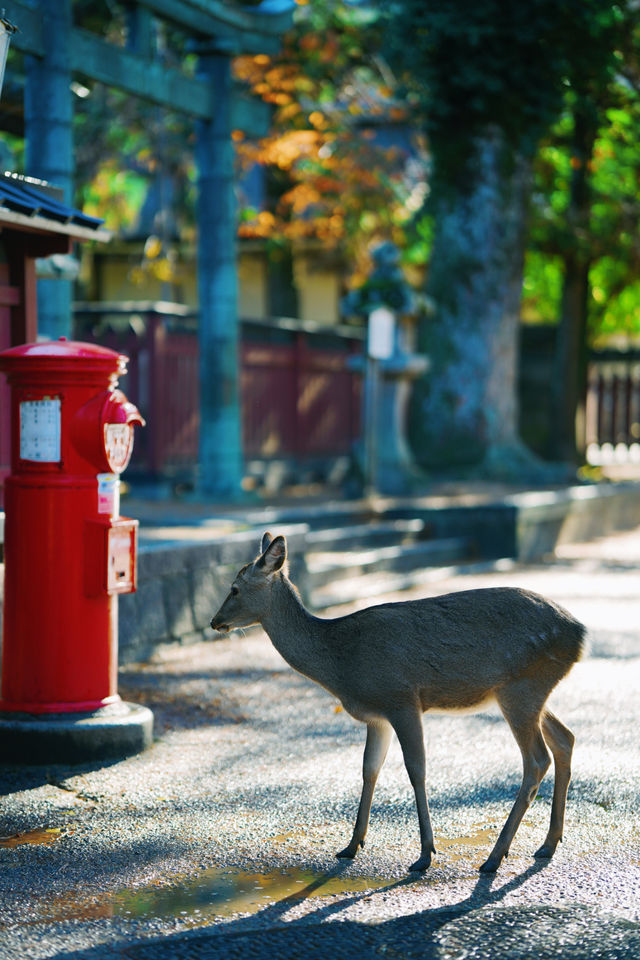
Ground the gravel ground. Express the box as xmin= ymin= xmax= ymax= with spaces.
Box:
xmin=1 ymin=526 xmax=639 ymax=959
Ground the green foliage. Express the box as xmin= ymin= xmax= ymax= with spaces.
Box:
xmin=78 ymin=164 xmax=148 ymax=232
xmin=402 ymin=215 xmax=434 ymax=268
xmin=589 ymin=98 xmax=640 ymax=338
xmin=385 ymin=0 xmax=623 ymax=181
xmin=522 ymin=252 xmax=564 ymax=325
xmin=524 ymin=6 xmax=640 ymax=344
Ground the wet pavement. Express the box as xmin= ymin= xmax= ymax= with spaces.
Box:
xmin=1 ymin=524 xmax=640 ymax=959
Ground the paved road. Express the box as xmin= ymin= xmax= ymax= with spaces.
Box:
xmin=1 ymin=526 xmax=639 ymax=959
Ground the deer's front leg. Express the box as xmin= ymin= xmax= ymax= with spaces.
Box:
xmin=390 ymin=707 xmax=435 ymax=872
xmin=337 ymin=719 xmax=392 ymax=860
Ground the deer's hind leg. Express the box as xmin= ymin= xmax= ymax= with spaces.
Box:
xmin=534 ymin=710 xmax=575 ymax=860
xmin=337 ymin=719 xmax=392 ymax=860
xmin=480 ymin=684 xmax=551 ymax=873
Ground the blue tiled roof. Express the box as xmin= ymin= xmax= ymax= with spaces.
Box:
xmin=0 ymin=175 xmax=104 ymax=231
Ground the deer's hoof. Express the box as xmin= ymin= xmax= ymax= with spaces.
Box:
xmin=533 ymin=842 xmax=557 ymax=860
xmin=336 ymin=841 xmax=361 ymax=860
xmin=408 ymin=854 xmax=431 ymax=872
xmin=479 ymin=856 xmax=500 ymax=873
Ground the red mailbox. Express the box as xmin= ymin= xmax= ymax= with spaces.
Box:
xmin=0 ymin=338 xmax=144 ymax=715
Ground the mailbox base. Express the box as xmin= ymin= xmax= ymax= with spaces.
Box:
xmin=0 ymin=701 xmax=153 ymax=765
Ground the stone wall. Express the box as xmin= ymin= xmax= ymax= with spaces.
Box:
xmin=118 ymin=525 xmax=310 ymax=664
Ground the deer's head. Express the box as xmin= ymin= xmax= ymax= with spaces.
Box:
xmin=210 ymin=532 xmax=287 ymax=633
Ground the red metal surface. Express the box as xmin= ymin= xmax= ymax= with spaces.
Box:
xmin=0 ymin=338 xmax=127 ymax=366
xmin=0 ymin=339 xmax=143 ymax=714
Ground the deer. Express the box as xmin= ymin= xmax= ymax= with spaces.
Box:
xmin=210 ymin=532 xmax=585 ymax=873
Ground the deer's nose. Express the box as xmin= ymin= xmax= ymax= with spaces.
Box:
xmin=210 ymin=616 xmax=229 ymax=632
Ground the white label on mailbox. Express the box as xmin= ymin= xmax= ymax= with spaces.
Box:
xmin=20 ymin=398 xmax=62 ymax=462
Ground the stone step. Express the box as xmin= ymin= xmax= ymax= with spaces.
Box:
xmin=310 ymin=558 xmax=512 ymax=611
xmin=306 ymin=537 xmax=470 ymax=590
xmin=304 ymin=517 xmax=426 ymax=551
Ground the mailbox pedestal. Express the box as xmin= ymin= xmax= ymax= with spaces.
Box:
xmin=0 ymin=339 xmax=153 ymax=763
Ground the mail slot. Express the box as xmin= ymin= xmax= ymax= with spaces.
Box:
xmin=85 ymin=517 xmax=138 ymax=597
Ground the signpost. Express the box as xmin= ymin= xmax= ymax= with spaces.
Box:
xmin=365 ymin=306 xmax=395 ymax=496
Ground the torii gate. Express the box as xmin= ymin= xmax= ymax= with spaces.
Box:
xmin=9 ymin=0 xmax=294 ymax=499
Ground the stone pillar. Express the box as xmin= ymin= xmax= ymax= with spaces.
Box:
xmin=376 ymin=331 xmax=430 ymax=494
xmin=195 ymin=49 xmax=244 ymax=499
xmin=24 ymin=0 xmax=74 ymax=340
xmin=343 ymin=243 xmax=429 ymax=495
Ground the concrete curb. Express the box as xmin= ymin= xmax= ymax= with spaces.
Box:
xmin=412 ymin=482 xmax=640 ymax=562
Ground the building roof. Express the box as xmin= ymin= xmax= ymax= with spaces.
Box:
xmin=0 ymin=174 xmax=110 ymax=242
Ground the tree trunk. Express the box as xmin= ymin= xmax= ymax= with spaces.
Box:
xmin=410 ymin=128 xmax=532 ymax=475
xmin=552 ymin=255 xmax=590 ymax=462
xmin=551 ymin=107 xmax=596 ymax=463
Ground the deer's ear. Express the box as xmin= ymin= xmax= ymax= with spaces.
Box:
xmin=261 ymin=531 xmax=274 ymax=554
xmin=260 ymin=535 xmax=287 ymax=573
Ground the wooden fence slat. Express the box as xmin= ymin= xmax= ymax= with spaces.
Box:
xmin=586 ymin=355 xmax=640 ymax=464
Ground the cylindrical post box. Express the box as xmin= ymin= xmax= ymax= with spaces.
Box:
xmin=0 ymin=338 xmax=144 ymax=715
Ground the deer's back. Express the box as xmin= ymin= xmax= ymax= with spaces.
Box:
xmin=326 ymin=586 xmax=585 ymax=714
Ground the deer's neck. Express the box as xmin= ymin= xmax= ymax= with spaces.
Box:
xmin=260 ymin=577 xmax=335 ymax=688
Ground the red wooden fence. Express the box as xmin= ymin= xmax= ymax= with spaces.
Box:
xmin=73 ymin=304 xmax=364 ymax=480
xmin=241 ymin=336 xmax=361 ymax=459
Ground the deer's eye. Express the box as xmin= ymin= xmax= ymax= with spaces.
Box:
xmin=231 ymin=586 xmax=239 ymax=596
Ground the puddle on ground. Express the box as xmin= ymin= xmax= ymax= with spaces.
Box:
xmin=99 ymin=824 xmax=499 ymax=925
xmin=436 ymin=824 xmax=499 ymax=861
xmin=112 ymin=864 xmax=392 ymax=925
xmin=0 ymin=827 xmax=63 ymax=848
xmin=34 ymin=864 xmax=395 ymax=928
xmin=109 ymin=822 xmax=503 ymax=924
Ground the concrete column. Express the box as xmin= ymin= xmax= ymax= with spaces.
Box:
xmin=24 ymin=0 xmax=74 ymax=340
xmin=195 ymin=50 xmax=244 ymax=499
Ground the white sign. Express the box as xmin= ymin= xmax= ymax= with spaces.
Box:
xmin=367 ymin=306 xmax=395 ymax=360
xmin=97 ymin=473 xmax=120 ymax=517
xmin=19 ymin=398 xmax=61 ymax=463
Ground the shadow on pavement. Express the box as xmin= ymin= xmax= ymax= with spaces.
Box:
xmin=0 ymin=758 xmax=122 ymax=800
xmin=49 ymin=857 xmax=640 ymax=960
